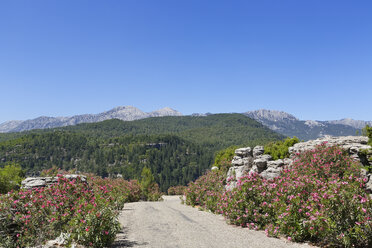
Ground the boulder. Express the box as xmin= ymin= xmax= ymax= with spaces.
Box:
xmin=232 ymin=156 xmax=253 ymax=167
xmin=253 ymin=146 xmax=265 ymax=158
xmin=231 ymin=156 xmax=244 ymax=166
xmin=253 ymin=154 xmax=272 ymax=172
xmin=253 ymin=160 xmax=267 ymax=172
xmin=235 ymin=147 xmax=252 ymax=157
xmin=267 ymin=159 xmax=284 ymax=169
xmin=227 ymin=165 xmax=250 ymax=181
xmin=253 ymin=146 xmax=265 ymax=157
xmin=242 ymin=157 xmax=254 ymax=166
xmin=64 ymin=174 xmax=87 ymax=182
xmin=21 ymin=175 xmax=87 ymax=189
xmin=261 ymin=167 xmax=282 ymax=180
xmin=234 ymin=165 xmax=251 ymax=179
xmin=283 ymin=158 xmax=293 ymax=167
xmin=22 ymin=177 xmax=48 ymax=189
xmin=249 ymin=164 xmax=258 ymax=174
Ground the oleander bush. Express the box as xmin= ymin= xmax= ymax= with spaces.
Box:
xmin=0 ymin=175 xmax=142 ymax=247
xmin=186 ymin=144 xmax=372 ymax=247
xmin=184 ymin=159 xmax=230 ymax=212
xmin=167 ymin=185 xmax=187 ymax=195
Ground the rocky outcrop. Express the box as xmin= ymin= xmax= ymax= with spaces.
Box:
xmin=289 ymin=136 xmax=371 ymax=164
xmin=21 ymin=174 xmax=87 ymax=189
xmin=226 ymin=146 xmax=289 ymax=190
xmin=226 ymin=136 xmax=372 ymax=192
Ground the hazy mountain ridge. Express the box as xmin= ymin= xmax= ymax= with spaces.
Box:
xmin=244 ymin=109 xmax=368 ymax=140
xmin=1 ymin=107 xmax=370 ymax=140
xmin=327 ymin=118 xmax=372 ymax=129
xmin=0 ymin=106 xmax=182 ymax=133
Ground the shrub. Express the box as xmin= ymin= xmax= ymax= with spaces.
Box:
xmin=365 ymin=125 xmax=372 ymax=168
xmin=186 ymin=144 xmax=372 ymax=247
xmin=140 ymin=167 xmax=162 ymax=201
xmin=167 ymin=185 xmax=187 ymax=195
xmin=0 ymin=163 xmax=25 ymax=194
xmin=264 ymin=137 xmax=299 ymax=160
xmin=213 ymin=146 xmax=237 ymax=170
xmin=218 ymin=144 xmax=371 ymax=247
xmin=0 ymin=175 xmax=142 ymax=247
xmin=364 ymin=125 xmax=372 ymax=146
xmin=184 ymin=167 xmax=226 ymax=213
xmin=40 ymin=165 xmax=71 ymax=177
xmin=90 ymin=177 xmax=141 ymax=209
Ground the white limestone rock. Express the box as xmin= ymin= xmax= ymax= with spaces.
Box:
xmin=253 ymin=146 xmax=265 ymax=158
xmin=231 ymin=156 xmax=244 ymax=166
xmin=267 ymin=159 xmax=284 ymax=169
xmin=260 ymin=167 xmax=282 ymax=180
xmin=235 ymin=147 xmax=252 ymax=157
xmin=21 ymin=175 xmax=87 ymax=189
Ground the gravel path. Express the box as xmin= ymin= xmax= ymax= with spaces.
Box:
xmin=112 ymin=195 xmax=314 ymax=248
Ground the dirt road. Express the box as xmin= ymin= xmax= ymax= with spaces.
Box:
xmin=112 ymin=195 xmax=313 ymax=248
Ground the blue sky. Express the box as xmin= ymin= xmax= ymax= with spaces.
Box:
xmin=0 ymin=0 xmax=371 ymax=123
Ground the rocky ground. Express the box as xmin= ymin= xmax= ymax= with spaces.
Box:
xmin=112 ymin=196 xmax=314 ymax=248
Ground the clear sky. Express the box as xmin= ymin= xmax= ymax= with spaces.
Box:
xmin=0 ymin=0 xmax=371 ymax=123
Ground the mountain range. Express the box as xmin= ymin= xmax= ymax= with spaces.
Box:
xmin=0 ymin=106 xmax=370 ymax=140
xmin=244 ymin=109 xmax=371 ymax=140
xmin=0 ymin=106 xmax=182 ymax=133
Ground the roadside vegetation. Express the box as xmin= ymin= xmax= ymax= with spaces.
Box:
xmin=185 ymin=144 xmax=372 ymax=247
xmin=0 ymin=163 xmax=25 ymax=194
xmin=0 ymin=168 xmax=161 ymax=247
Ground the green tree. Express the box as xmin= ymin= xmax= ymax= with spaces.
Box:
xmin=212 ymin=146 xmax=237 ymax=174
xmin=140 ymin=166 xmax=155 ymax=200
xmin=365 ymin=125 xmax=372 ymax=145
xmin=0 ymin=163 xmax=25 ymax=194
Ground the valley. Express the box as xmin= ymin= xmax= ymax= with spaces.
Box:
xmin=0 ymin=114 xmax=283 ymax=192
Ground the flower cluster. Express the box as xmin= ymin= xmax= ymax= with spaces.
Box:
xmin=0 ymin=175 xmax=142 ymax=247
xmin=184 ymin=168 xmax=226 ymax=213
xmin=185 ymin=144 xmax=372 ymax=247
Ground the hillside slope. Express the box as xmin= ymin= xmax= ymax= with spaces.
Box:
xmin=0 ymin=114 xmax=284 ymax=191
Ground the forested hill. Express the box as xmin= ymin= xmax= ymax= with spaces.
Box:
xmin=0 ymin=114 xmax=284 ymax=191
xmin=62 ymin=114 xmax=284 ymax=146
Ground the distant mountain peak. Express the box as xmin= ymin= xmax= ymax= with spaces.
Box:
xmin=150 ymin=107 xmax=182 ymax=117
xmin=327 ymin=118 xmax=372 ymax=129
xmin=245 ymin=109 xmax=299 ymax=122
xmin=243 ymin=109 xmax=372 ymax=140
xmin=0 ymin=106 xmax=183 ymax=133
